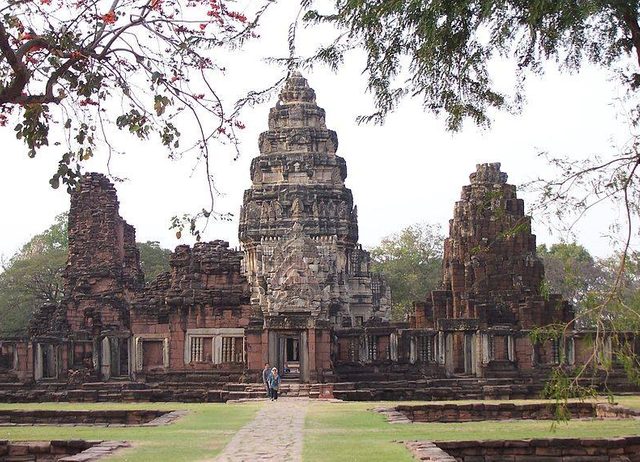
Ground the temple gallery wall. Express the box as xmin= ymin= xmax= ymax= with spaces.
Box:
xmin=0 ymin=72 xmax=636 ymax=401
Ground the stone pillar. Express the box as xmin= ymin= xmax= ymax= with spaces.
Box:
xmin=34 ymin=344 xmax=43 ymax=381
xmin=445 ymin=334 xmax=454 ymax=374
xmin=437 ymin=332 xmax=445 ymax=365
xmin=268 ymin=330 xmax=278 ymax=372
xmin=390 ymin=333 xmax=398 ymax=362
xmin=409 ymin=336 xmax=417 ymax=364
xmin=507 ymin=335 xmax=515 ymax=362
xmin=100 ymin=337 xmax=111 ymax=380
xmin=300 ymin=331 xmax=309 ymax=382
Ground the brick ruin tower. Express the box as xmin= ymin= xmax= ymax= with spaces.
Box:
xmin=63 ymin=174 xmax=144 ymax=332
xmin=30 ymin=173 xmax=144 ymax=380
xmin=239 ymin=72 xmax=390 ymax=381
xmin=414 ymin=163 xmax=573 ymax=375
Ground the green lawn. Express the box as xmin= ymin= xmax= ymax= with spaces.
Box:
xmin=0 ymin=402 xmax=263 ymax=462
xmin=2 ymin=397 xmax=640 ymax=461
xmin=303 ymin=397 xmax=640 ymax=462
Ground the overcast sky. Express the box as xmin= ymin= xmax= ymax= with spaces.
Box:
xmin=0 ymin=2 xmax=636 ymax=263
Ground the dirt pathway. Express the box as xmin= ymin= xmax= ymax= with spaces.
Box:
xmin=215 ymin=398 xmax=308 ymax=462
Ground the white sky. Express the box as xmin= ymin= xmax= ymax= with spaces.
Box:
xmin=0 ymin=2 xmax=636 ymax=262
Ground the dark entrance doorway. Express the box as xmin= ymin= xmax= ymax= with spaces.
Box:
xmin=286 ymin=337 xmax=299 ymax=362
xmin=278 ymin=335 xmax=301 ymax=380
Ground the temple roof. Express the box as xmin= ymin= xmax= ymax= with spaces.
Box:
xmin=279 ymin=71 xmax=317 ymax=105
xmin=469 ymin=162 xmax=509 ymax=185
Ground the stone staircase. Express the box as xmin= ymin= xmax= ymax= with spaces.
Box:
xmin=0 ymin=371 xmax=18 ymax=382
xmin=226 ymin=382 xmax=317 ymax=400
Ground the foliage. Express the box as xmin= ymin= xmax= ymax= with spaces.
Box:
xmin=302 ymin=0 xmax=640 ymax=130
xmin=0 ymin=213 xmax=68 ymax=336
xmin=0 ymin=214 xmax=170 ymax=336
xmin=521 ymin=129 xmax=640 ymax=402
xmin=0 ymin=0 xmax=278 ymax=237
xmin=138 ymin=240 xmax=172 ymax=282
xmin=537 ymin=242 xmax=606 ymax=319
xmin=370 ymin=223 xmax=443 ymax=320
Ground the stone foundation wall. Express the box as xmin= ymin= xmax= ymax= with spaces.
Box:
xmin=405 ymin=437 xmax=640 ymax=461
xmin=334 ymin=363 xmax=444 ymax=383
xmin=441 ymin=437 xmax=640 ymax=460
xmin=0 ymin=410 xmax=172 ymax=426
xmin=332 ymin=377 xmax=545 ymax=401
xmin=0 ymin=440 xmax=96 ymax=461
xmin=395 ymin=402 xmax=640 ymax=423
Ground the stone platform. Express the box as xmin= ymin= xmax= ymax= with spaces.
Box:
xmin=1 ymin=374 xmax=636 ymax=403
xmin=0 ymin=440 xmax=129 ymax=462
xmin=378 ymin=402 xmax=640 ymax=423
xmin=404 ymin=437 xmax=640 ymax=461
xmin=0 ymin=410 xmax=187 ymax=427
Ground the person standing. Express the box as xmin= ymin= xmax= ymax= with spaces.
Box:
xmin=262 ymin=363 xmax=272 ymax=399
xmin=269 ymin=367 xmax=282 ymax=401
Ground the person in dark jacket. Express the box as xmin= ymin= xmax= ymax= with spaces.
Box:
xmin=262 ymin=363 xmax=272 ymax=398
xmin=269 ymin=367 xmax=282 ymax=401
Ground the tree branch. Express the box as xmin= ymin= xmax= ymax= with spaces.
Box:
xmin=0 ymin=21 xmax=30 ymax=103
xmin=621 ymin=8 xmax=640 ymax=69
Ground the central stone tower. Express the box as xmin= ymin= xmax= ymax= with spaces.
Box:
xmin=239 ymin=72 xmax=390 ymax=381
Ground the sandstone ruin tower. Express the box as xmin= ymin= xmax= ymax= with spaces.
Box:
xmin=239 ymin=72 xmax=390 ymax=377
xmin=414 ymin=163 xmax=573 ymax=376
xmin=30 ymin=173 xmax=144 ymax=380
xmin=440 ymin=162 xmax=572 ymax=327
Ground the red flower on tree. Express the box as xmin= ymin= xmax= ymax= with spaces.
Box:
xmin=101 ymin=11 xmax=116 ymax=24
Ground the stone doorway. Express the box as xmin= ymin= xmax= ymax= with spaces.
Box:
xmin=279 ymin=335 xmax=301 ymax=380
xmin=268 ymin=330 xmax=308 ymax=382
xmin=444 ymin=332 xmax=477 ymax=376
xmin=35 ymin=343 xmax=58 ymax=380
xmin=100 ymin=336 xmax=131 ymax=380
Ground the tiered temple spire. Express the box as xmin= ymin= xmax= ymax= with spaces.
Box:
xmin=239 ymin=72 xmax=390 ymax=325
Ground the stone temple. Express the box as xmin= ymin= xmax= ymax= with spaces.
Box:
xmin=239 ymin=72 xmax=390 ymax=382
xmin=0 ymin=73 xmax=634 ymax=401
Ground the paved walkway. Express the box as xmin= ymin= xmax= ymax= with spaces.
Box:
xmin=215 ymin=398 xmax=308 ymax=462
